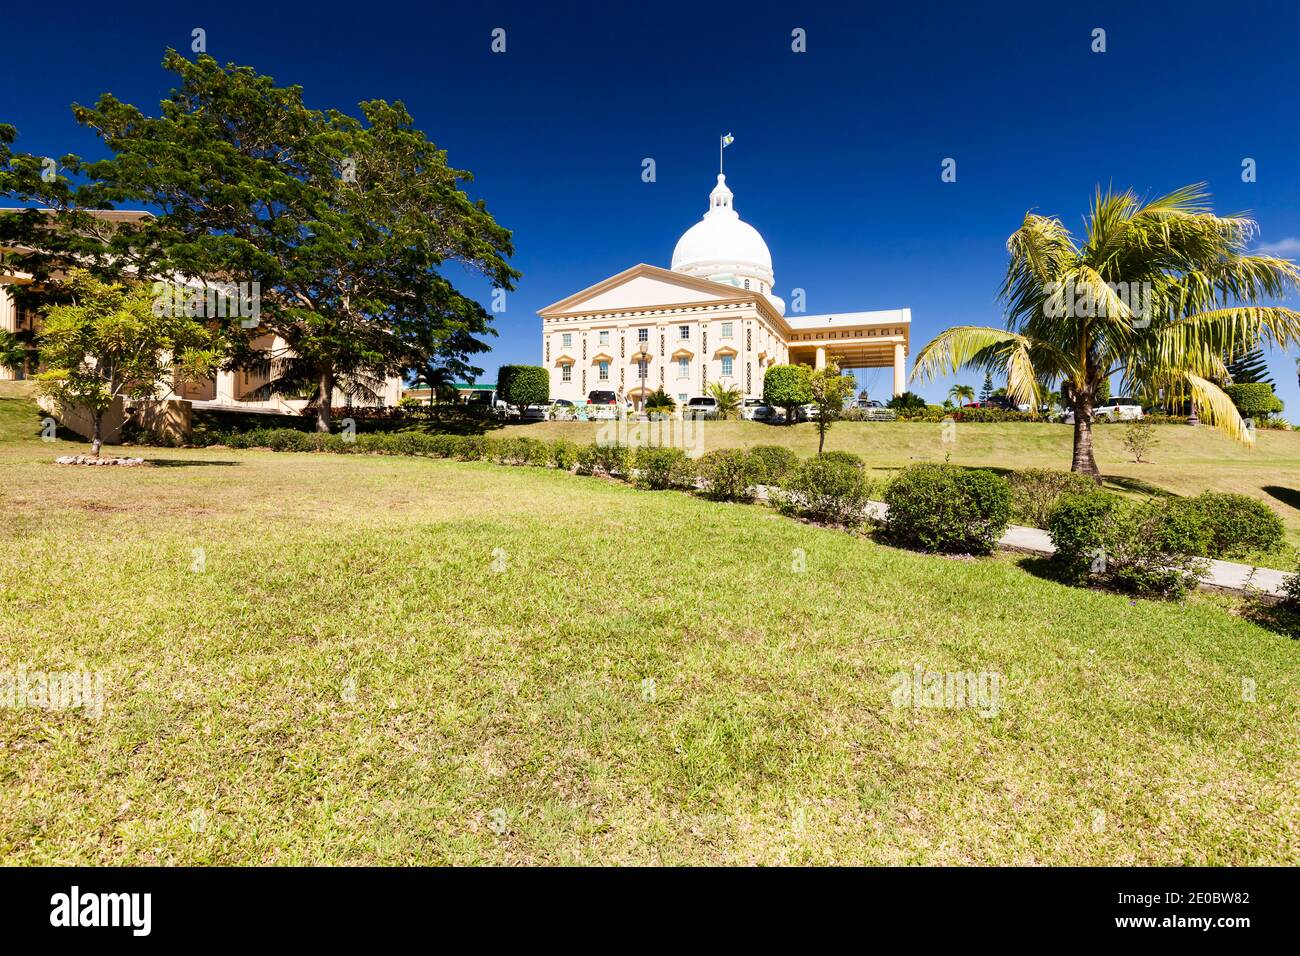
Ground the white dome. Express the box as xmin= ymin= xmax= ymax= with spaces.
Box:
xmin=671 ymin=175 xmax=776 ymax=298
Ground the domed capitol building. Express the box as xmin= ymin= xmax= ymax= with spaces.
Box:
xmin=539 ymin=172 xmax=911 ymax=409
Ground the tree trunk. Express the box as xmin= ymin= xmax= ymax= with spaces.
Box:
xmin=91 ymin=410 xmax=103 ymax=457
xmin=316 ymin=369 xmax=334 ymax=433
xmin=817 ymin=421 xmax=826 ymax=454
xmin=1071 ymin=397 xmax=1101 ymax=482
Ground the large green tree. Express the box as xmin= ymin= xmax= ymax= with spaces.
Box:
xmin=5 ymin=52 xmax=517 ymax=432
xmin=913 ymin=184 xmax=1300 ymax=478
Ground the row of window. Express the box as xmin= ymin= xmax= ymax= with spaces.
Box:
xmin=561 ymin=322 xmax=735 ymax=351
xmin=562 ymin=355 xmax=735 ymax=383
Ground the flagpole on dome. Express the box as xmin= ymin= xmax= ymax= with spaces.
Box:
xmin=719 ymin=132 xmax=734 ymax=175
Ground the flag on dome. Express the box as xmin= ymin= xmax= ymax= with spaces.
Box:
xmin=721 ymin=132 xmax=734 ymax=147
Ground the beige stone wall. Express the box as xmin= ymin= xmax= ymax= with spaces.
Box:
xmin=37 ymin=394 xmax=125 ymax=445
xmin=132 ymin=399 xmax=193 ymax=445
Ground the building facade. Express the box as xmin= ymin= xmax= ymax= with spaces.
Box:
xmin=0 ymin=209 xmax=403 ymax=412
xmin=539 ymin=174 xmax=910 ymax=409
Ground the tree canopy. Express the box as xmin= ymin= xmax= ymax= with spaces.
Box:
xmin=1 ymin=51 xmax=518 ymax=432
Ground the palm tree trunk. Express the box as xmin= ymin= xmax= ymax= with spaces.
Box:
xmin=316 ymin=369 xmax=334 ymax=433
xmin=1071 ymin=398 xmax=1101 ymax=481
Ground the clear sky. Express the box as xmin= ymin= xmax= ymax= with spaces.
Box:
xmin=5 ymin=1 xmax=1300 ymax=407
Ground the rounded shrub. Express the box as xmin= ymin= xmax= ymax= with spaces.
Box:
xmin=1225 ymin=382 xmax=1284 ymax=419
xmin=1183 ymin=492 xmax=1285 ymax=558
xmin=816 ymin=450 xmax=864 ymax=470
xmin=746 ymin=445 xmax=800 ymax=485
xmin=883 ymin=464 xmax=1012 ymax=554
xmin=698 ymin=448 xmax=760 ymax=501
xmin=1046 ymin=490 xmax=1121 ymax=582
xmin=1048 ymin=491 xmax=1211 ymax=598
xmin=1005 ymin=468 xmax=1100 ymax=528
xmin=633 ymin=446 xmax=696 ymax=490
xmin=774 ymin=456 xmax=872 ymax=526
xmin=550 ymin=438 xmax=580 ymax=471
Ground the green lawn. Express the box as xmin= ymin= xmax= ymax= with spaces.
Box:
xmin=2 ymin=387 xmax=1298 ymax=864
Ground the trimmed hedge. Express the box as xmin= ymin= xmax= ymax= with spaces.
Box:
xmin=1005 ymin=468 xmax=1100 ymax=528
xmin=697 ymin=448 xmax=760 ymax=501
xmin=746 ymin=445 xmax=800 ymax=484
xmin=883 ymin=464 xmax=1012 ymax=554
xmin=633 ymin=446 xmax=697 ymax=490
xmin=1048 ymin=491 xmax=1210 ymax=598
xmin=773 ymin=456 xmax=873 ymax=526
xmin=1225 ymin=382 xmax=1284 ymax=419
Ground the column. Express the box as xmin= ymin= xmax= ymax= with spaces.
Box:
xmin=893 ymin=341 xmax=905 ymax=396
xmin=216 ymin=369 xmax=238 ymax=405
xmin=815 ymin=346 xmax=826 ymax=370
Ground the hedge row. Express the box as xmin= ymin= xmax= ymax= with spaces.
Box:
xmin=1047 ymin=487 xmax=1287 ymax=598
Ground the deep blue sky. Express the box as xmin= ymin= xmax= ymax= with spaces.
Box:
xmin=5 ymin=1 xmax=1300 ymax=406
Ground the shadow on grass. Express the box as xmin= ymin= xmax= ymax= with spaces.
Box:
xmin=1101 ymin=475 xmax=1173 ymax=497
xmin=1263 ymin=485 xmax=1300 ymax=513
xmin=1013 ymin=554 xmax=1076 ymax=587
xmin=144 ymin=458 xmax=241 ymax=467
xmin=1240 ymin=599 xmax=1300 ymax=639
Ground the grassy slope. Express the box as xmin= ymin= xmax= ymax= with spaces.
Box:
xmin=1 ymin=393 xmax=1298 ymax=864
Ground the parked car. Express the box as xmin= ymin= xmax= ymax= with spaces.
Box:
xmin=684 ymin=396 xmax=719 ymax=420
xmin=848 ymin=399 xmax=884 ymax=410
xmin=741 ymin=398 xmax=775 ymax=421
xmin=519 ymin=404 xmax=548 ymax=422
xmin=552 ymin=398 xmax=574 ymax=407
xmin=794 ymin=403 xmax=829 ymax=422
xmin=1095 ymin=398 xmax=1145 ymax=421
xmin=587 ymin=390 xmax=617 ymax=406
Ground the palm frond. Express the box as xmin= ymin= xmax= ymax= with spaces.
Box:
xmin=1185 ymin=373 xmax=1254 ymax=445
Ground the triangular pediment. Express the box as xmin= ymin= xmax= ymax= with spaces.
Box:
xmin=539 ymin=264 xmax=752 ymax=317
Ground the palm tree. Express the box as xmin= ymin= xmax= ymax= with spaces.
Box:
xmin=707 ymin=382 xmax=742 ymax=420
xmin=948 ymin=383 xmax=975 ymax=406
xmin=912 ymin=184 xmax=1300 ymax=478
xmin=644 ymin=387 xmax=675 ymax=418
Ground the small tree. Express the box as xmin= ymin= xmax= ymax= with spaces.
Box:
xmin=763 ymin=364 xmax=812 ymax=424
xmin=809 ymin=362 xmax=856 ymax=454
xmin=1122 ymin=419 xmax=1157 ymax=463
xmin=497 ymin=365 xmax=548 ymax=410
xmin=979 ymin=372 xmax=994 ymax=402
xmin=707 ymin=382 xmax=741 ymax=420
xmin=36 ymin=270 xmax=214 ymax=455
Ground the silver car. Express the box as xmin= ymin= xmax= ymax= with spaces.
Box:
xmin=741 ymin=398 xmax=775 ymax=421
